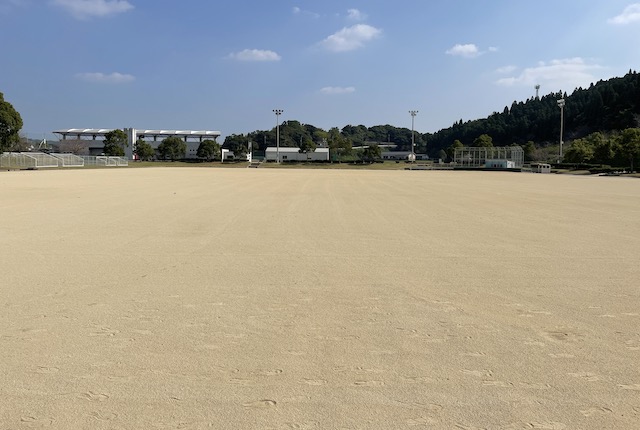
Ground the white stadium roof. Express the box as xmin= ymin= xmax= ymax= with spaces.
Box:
xmin=53 ymin=129 xmax=115 ymax=134
xmin=53 ymin=129 xmax=221 ymax=137
xmin=265 ymin=147 xmax=329 ymax=153
xmin=136 ymin=130 xmax=221 ymax=137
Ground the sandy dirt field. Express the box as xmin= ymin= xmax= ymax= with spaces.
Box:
xmin=0 ymin=167 xmax=639 ymax=429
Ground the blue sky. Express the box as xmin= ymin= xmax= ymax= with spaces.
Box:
xmin=2 ymin=0 xmax=640 ymax=141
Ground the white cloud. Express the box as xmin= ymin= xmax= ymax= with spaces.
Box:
xmin=52 ymin=0 xmax=133 ymax=19
xmin=446 ymin=43 xmax=499 ymax=58
xmin=446 ymin=43 xmax=480 ymax=58
xmin=320 ymin=24 xmax=382 ymax=52
xmin=292 ymin=6 xmax=320 ymax=18
xmin=75 ymin=72 xmax=135 ymax=83
xmin=495 ymin=58 xmax=604 ymax=90
xmin=320 ymin=86 xmax=356 ymax=95
xmin=608 ymin=3 xmax=640 ymax=25
xmin=347 ymin=8 xmax=366 ymax=21
xmin=228 ymin=49 xmax=281 ymax=62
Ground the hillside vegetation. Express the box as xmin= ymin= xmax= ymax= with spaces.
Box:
xmin=226 ymin=71 xmax=640 ymax=168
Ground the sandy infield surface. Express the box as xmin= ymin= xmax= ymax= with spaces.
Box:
xmin=1 ymin=167 xmax=639 ymax=429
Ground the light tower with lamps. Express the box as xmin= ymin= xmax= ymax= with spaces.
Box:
xmin=273 ymin=109 xmax=284 ymax=163
xmin=557 ymin=96 xmax=565 ymax=162
xmin=409 ymin=110 xmax=418 ymax=162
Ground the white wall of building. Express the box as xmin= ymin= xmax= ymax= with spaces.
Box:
xmin=381 ymin=151 xmax=428 ymax=161
xmin=54 ymin=128 xmax=221 ymax=160
xmin=221 ymin=150 xmax=251 ymax=162
xmin=485 ymin=159 xmax=516 ymax=169
xmin=265 ymin=147 xmax=329 ymax=162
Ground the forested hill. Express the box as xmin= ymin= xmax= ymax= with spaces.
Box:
xmin=427 ymin=71 xmax=640 ymax=155
xmin=225 ymin=71 xmax=639 ymax=160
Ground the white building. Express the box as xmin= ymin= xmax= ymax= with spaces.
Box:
xmin=454 ymin=146 xmax=524 ymax=169
xmin=485 ymin=159 xmax=517 ymax=169
xmin=52 ymin=128 xmax=221 ymax=160
xmin=221 ymin=149 xmax=251 ymax=162
xmin=381 ymin=151 xmax=429 ymax=161
xmin=265 ymin=147 xmax=329 ymax=162
xmin=530 ymin=163 xmax=552 ymax=173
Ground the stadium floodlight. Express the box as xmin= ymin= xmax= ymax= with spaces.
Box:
xmin=273 ymin=109 xmax=284 ymax=163
xmin=409 ymin=110 xmax=418 ymax=162
xmin=557 ymin=97 xmax=565 ymax=162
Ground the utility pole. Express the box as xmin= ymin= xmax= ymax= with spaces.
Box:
xmin=273 ymin=109 xmax=284 ymax=163
xmin=409 ymin=110 xmax=418 ymax=162
xmin=557 ymin=96 xmax=565 ymax=162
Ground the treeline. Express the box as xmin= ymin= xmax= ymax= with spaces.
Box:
xmin=427 ymin=70 xmax=640 ymax=155
xmin=225 ymin=71 xmax=640 ymax=167
xmin=563 ymin=129 xmax=640 ymax=171
xmin=223 ymin=121 xmax=426 ymax=159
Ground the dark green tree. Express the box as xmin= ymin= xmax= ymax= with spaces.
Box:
xmin=618 ymin=128 xmax=640 ymax=172
xmin=278 ymin=120 xmax=310 ymax=148
xmin=157 ymin=136 xmax=187 ymax=161
xmin=0 ymin=92 xmax=23 ymax=152
xmin=223 ymin=134 xmax=248 ymax=159
xmin=134 ymin=139 xmax=156 ymax=161
xmin=523 ymin=141 xmax=536 ymax=161
xmin=298 ymin=137 xmax=316 ymax=158
xmin=361 ymin=144 xmax=381 ymax=162
xmin=248 ymin=130 xmax=275 ymax=152
xmin=103 ymin=129 xmax=128 ymax=156
xmin=197 ymin=139 xmax=220 ymax=161
xmin=592 ymin=134 xmax=617 ymax=165
xmin=446 ymin=139 xmax=464 ymax=160
xmin=312 ymin=129 xmax=328 ymax=146
xmin=341 ymin=124 xmax=370 ymax=146
xmin=473 ymin=134 xmax=494 ymax=147
xmin=563 ymin=138 xmax=594 ymax=163
xmin=232 ymin=143 xmax=248 ymax=159
xmin=327 ymin=127 xmax=352 ymax=160
xmin=223 ymin=134 xmax=249 ymax=158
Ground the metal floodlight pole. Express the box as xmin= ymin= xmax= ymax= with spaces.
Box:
xmin=409 ymin=110 xmax=418 ymax=162
xmin=273 ymin=109 xmax=284 ymax=163
xmin=557 ymin=97 xmax=565 ymax=162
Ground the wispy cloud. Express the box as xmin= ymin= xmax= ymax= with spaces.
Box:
xmin=52 ymin=0 xmax=134 ymax=19
xmin=446 ymin=44 xmax=479 ymax=58
xmin=75 ymin=72 xmax=135 ymax=83
xmin=608 ymin=3 xmax=640 ymax=25
xmin=227 ymin=49 xmax=281 ymax=62
xmin=320 ymin=24 xmax=382 ymax=52
xmin=320 ymin=86 xmax=355 ymax=95
xmin=292 ymin=6 xmax=320 ymax=18
xmin=347 ymin=8 xmax=367 ymax=21
xmin=446 ymin=43 xmax=498 ymax=58
xmin=495 ymin=58 xmax=604 ymax=90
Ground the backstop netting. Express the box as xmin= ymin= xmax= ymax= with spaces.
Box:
xmin=1 ymin=152 xmax=59 ymax=169
xmin=50 ymin=153 xmax=85 ymax=167
xmin=454 ymin=146 xmax=524 ymax=168
xmin=80 ymin=156 xmax=129 ymax=166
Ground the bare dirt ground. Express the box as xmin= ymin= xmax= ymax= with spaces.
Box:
xmin=1 ymin=168 xmax=639 ymax=429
